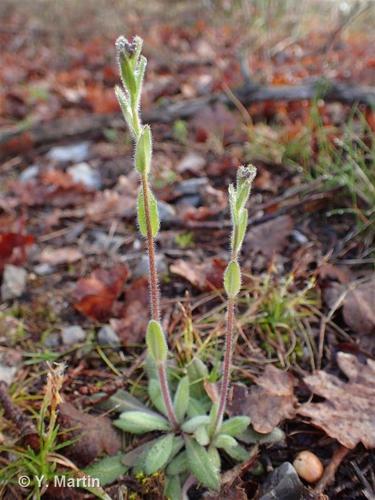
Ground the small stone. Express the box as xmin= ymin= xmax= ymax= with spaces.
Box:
xmin=176 ymin=177 xmax=208 ymax=195
xmin=176 ymin=152 xmax=206 ymax=174
xmin=47 ymin=142 xmax=90 ymax=163
xmin=260 ymin=462 xmax=304 ymax=500
xmin=293 ymin=451 xmax=324 ymax=483
xmin=133 ymin=254 xmax=168 ymax=279
xmin=157 ymin=200 xmax=176 ymax=223
xmin=1 ymin=265 xmax=27 ymax=300
xmin=34 ymin=263 xmax=54 ymax=276
xmin=20 ymin=165 xmax=39 ymax=182
xmin=97 ymin=325 xmax=120 ymax=346
xmin=61 ymin=325 xmax=86 ymax=345
xmin=67 ymin=162 xmax=101 ymax=190
xmin=176 ymin=194 xmax=201 ymax=207
xmin=44 ymin=333 xmax=60 ymax=348
xmin=0 ymin=350 xmax=22 ymax=384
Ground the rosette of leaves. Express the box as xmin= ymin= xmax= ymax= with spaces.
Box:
xmin=107 ymin=355 xmax=283 ymax=498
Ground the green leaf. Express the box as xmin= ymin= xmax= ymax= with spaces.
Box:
xmin=208 ymin=402 xmax=219 ymax=438
xmin=137 ymin=187 xmax=160 ymax=238
xmin=187 ymin=357 xmax=208 ymax=399
xmin=134 ymin=55 xmax=147 ymax=107
xmin=224 ymin=260 xmax=241 ymax=298
xmin=114 ymin=410 xmax=170 ymax=434
xmin=220 ymin=416 xmax=251 ymax=437
xmin=185 ymin=436 xmax=220 ymax=491
xmin=114 ymin=86 xmax=134 ymax=137
xmin=182 ymin=415 xmax=210 ymax=433
xmin=173 ymin=376 xmax=190 ymax=423
xmin=238 ymin=426 xmax=285 ymax=444
xmin=166 ymin=451 xmax=188 ymax=476
xmin=187 ymin=397 xmax=210 ymax=418
xmin=148 ymin=378 xmax=167 ymax=416
xmin=208 ymin=446 xmax=221 ymax=470
xmin=223 ymin=442 xmax=249 ymax=462
xmin=194 ymin=424 xmax=209 ymax=446
xmin=99 ymin=389 xmax=152 ymax=414
xmin=146 ymin=320 xmax=168 ymax=363
xmin=122 ymin=440 xmax=159 ymax=467
xmin=119 ymin=55 xmax=137 ymax=104
xmin=135 ymin=125 xmax=152 ymax=174
xmin=213 ymin=433 xmax=238 ymax=449
xmin=233 ymin=209 xmax=248 ymax=254
xmin=164 ymin=475 xmax=182 ymax=500
xmin=144 ymin=433 xmax=174 ymax=475
xmin=84 ymin=454 xmax=127 ymax=486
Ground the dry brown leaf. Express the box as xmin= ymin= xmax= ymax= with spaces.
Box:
xmin=238 ymin=365 xmax=297 ymax=433
xmin=170 ymin=257 xmax=226 ymax=291
xmin=246 ymin=215 xmax=293 ymax=259
xmin=111 ymin=277 xmax=149 ymax=345
xmin=39 ymin=246 xmax=82 ymax=265
xmin=58 ymin=401 xmax=120 ymax=466
xmin=298 ymin=352 xmax=375 ymax=449
xmin=73 ymin=264 xmax=129 ymax=321
xmin=342 ymin=279 xmax=375 ymax=336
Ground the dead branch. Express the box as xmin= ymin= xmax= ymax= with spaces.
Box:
xmin=1 ymin=78 xmax=374 ymax=155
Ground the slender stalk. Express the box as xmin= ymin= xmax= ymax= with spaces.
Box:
xmin=214 ymin=297 xmax=235 ymax=433
xmin=158 ymin=365 xmax=178 ymax=428
xmin=141 ymin=174 xmax=161 ymax=322
xmin=140 ymin=173 xmax=178 ymax=428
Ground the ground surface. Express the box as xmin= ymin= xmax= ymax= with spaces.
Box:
xmin=0 ymin=1 xmax=374 ymax=499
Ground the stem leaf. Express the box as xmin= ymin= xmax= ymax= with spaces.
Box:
xmin=146 ymin=320 xmax=168 ymax=363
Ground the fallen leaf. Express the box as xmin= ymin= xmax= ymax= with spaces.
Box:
xmin=238 ymin=365 xmax=297 ymax=433
xmin=0 ymin=232 xmax=35 ymax=271
xmin=39 ymin=247 xmax=83 ymax=266
xmin=111 ymin=277 xmax=149 ymax=345
xmin=342 ymin=279 xmax=375 ymax=336
xmin=298 ymin=352 xmax=375 ymax=449
xmin=170 ymin=257 xmax=226 ymax=291
xmin=58 ymin=402 xmax=120 ymax=466
xmin=246 ymin=215 xmax=293 ymax=259
xmin=73 ymin=264 xmax=129 ymax=321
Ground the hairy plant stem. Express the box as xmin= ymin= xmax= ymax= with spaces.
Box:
xmin=140 ymin=173 xmax=178 ymax=428
xmin=214 ymin=297 xmax=235 ymax=433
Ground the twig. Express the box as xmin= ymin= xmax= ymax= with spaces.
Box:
xmin=0 ymin=381 xmax=39 ymax=450
xmin=315 ymin=444 xmax=350 ymax=494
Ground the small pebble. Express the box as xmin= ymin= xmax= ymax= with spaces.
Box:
xmin=1 ymin=265 xmax=27 ymax=300
xmin=47 ymin=142 xmax=90 ymax=163
xmin=293 ymin=450 xmax=324 ymax=483
xmin=61 ymin=325 xmax=86 ymax=345
xmin=67 ymin=162 xmax=101 ymax=190
xmin=97 ymin=325 xmax=120 ymax=346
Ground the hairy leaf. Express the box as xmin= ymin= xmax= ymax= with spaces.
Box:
xmin=144 ymin=433 xmax=174 ymax=474
xmin=137 ymin=187 xmax=160 ymax=238
xmin=220 ymin=416 xmax=251 ymax=437
xmin=114 ymin=411 xmax=170 ymax=434
xmin=84 ymin=454 xmax=127 ymax=486
xmin=173 ymin=376 xmax=190 ymax=422
xmin=146 ymin=320 xmax=168 ymax=363
xmin=185 ymin=436 xmax=220 ymax=491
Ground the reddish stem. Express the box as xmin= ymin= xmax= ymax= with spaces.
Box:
xmin=141 ymin=174 xmax=178 ymax=428
xmin=215 ymin=297 xmax=235 ymax=432
xmin=141 ymin=175 xmax=160 ymax=322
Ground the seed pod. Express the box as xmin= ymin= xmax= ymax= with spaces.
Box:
xmin=224 ymin=260 xmax=241 ymax=298
xmin=293 ymin=450 xmax=324 ymax=483
xmin=146 ymin=320 xmax=168 ymax=363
